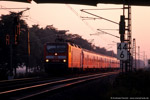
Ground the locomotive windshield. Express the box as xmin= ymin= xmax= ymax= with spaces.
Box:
xmin=47 ymin=45 xmax=67 ymax=53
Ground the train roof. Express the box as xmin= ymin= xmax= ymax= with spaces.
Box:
xmin=45 ymin=42 xmax=68 ymax=45
xmin=82 ymin=48 xmax=117 ymax=59
xmin=45 ymin=42 xmax=118 ymax=60
xmin=45 ymin=42 xmax=81 ymax=48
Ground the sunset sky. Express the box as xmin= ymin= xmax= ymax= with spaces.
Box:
xmin=0 ymin=1 xmax=150 ymax=62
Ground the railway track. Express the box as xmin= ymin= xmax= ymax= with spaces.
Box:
xmin=0 ymin=76 xmax=66 ymax=92
xmin=0 ymin=71 xmax=120 ymax=100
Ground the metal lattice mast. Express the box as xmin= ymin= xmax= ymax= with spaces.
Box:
xmin=123 ymin=1 xmax=132 ymax=72
xmin=138 ymin=46 xmax=140 ymax=69
xmin=132 ymin=38 xmax=136 ymax=71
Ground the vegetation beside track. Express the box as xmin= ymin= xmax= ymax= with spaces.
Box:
xmin=105 ymin=69 xmax=150 ymax=99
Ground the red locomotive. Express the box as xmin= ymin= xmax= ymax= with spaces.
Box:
xmin=44 ymin=42 xmax=120 ymax=73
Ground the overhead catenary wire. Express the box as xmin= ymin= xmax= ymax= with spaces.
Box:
xmin=80 ymin=7 xmax=121 ymax=43
xmin=97 ymin=29 xmax=120 ymax=38
xmin=0 ymin=5 xmax=47 ymax=27
xmin=0 ymin=5 xmax=30 ymax=14
xmin=1 ymin=4 xmax=117 ymax=50
xmin=66 ymin=4 xmax=120 ymax=49
xmin=80 ymin=8 xmax=123 ymax=11
xmin=0 ymin=5 xmax=14 ymax=12
xmin=24 ymin=8 xmax=48 ymax=27
xmin=1 ymin=7 xmax=54 ymax=44
xmin=81 ymin=9 xmax=119 ymax=25
xmin=65 ymin=4 xmax=95 ymax=32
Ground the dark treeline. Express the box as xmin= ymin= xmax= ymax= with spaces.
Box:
xmin=29 ymin=25 xmax=117 ymax=66
xmin=0 ymin=12 xmax=116 ymax=79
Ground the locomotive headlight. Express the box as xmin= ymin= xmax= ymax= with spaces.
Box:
xmin=46 ymin=59 xmax=49 ymax=62
xmin=63 ymin=59 xmax=66 ymax=62
xmin=55 ymin=53 xmax=58 ymax=56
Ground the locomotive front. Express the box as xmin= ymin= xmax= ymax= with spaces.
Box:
xmin=44 ymin=43 xmax=68 ymax=73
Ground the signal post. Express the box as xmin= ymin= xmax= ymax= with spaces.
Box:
xmin=118 ymin=1 xmax=132 ymax=73
xmin=117 ymin=15 xmax=127 ymax=73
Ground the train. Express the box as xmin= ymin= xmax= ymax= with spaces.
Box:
xmin=44 ymin=42 xmax=120 ymax=73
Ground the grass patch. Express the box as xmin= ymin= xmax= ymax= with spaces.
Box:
xmin=105 ymin=69 xmax=150 ymax=98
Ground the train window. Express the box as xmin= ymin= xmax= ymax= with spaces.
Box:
xmin=57 ymin=45 xmax=66 ymax=49
xmin=47 ymin=45 xmax=66 ymax=53
xmin=47 ymin=45 xmax=56 ymax=53
xmin=58 ymin=46 xmax=67 ymax=52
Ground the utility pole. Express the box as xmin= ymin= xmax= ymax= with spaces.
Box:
xmin=27 ymin=28 xmax=30 ymax=73
xmin=138 ymin=46 xmax=140 ymax=69
xmin=8 ymin=8 xmax=30 ymax=79
xmin=143 ymin=51 xmax=145 ymax=67
xmin=146 ymin=55 xmax=147 ymax=67
xmin=9 ymin=15 xmax=20 ymax=79
xmin=9 ymin=24 xmax=13 ymax=80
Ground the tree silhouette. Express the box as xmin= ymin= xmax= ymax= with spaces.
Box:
xmin=0 ymin=12 xmax=118 ymax=79
xmin=0 ymin=12 xmax=28 ymax=79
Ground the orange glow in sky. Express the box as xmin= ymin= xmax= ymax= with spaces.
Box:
xmin=0 ymin=1 xmax=150 ymax=62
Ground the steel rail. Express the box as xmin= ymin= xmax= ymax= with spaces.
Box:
xmin=0 ymin=71 xmax=120 ymax=100
xmin=0 ymin=77 xmax=65 ymax=92
xmin=0 ymin=77 xmax=39 ymax=84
